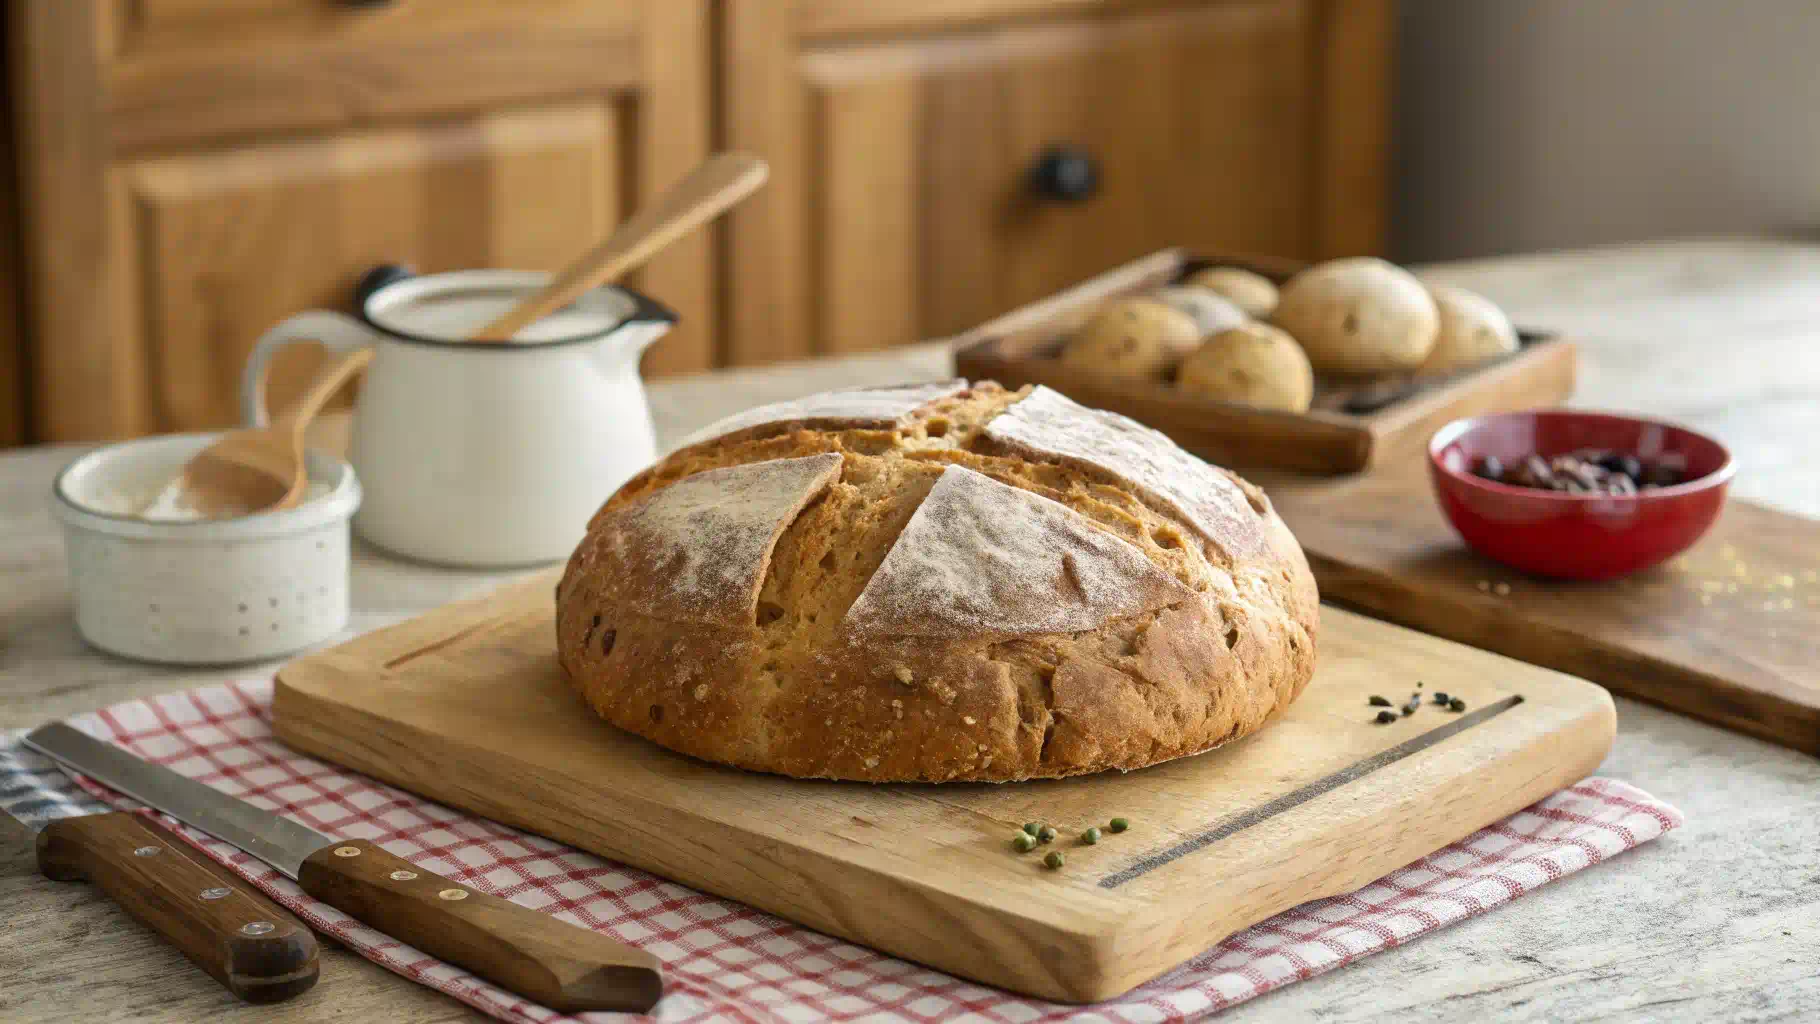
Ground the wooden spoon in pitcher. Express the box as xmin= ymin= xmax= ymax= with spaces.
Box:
xmin=146 ymin=347 xmax=372 ymax=520
xmin=470 ymin=151 xmax=769 ymax=341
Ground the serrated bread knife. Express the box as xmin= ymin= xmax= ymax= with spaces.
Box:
xmin=25 ymin=722 xmax=662 ymax=1013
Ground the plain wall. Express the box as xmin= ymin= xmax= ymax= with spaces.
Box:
xmin=1393 ymin=0 xmax=1820 ymax=262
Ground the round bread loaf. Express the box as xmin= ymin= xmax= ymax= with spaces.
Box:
xmin=1271 ymin=257 xmax=1439 ymax=374
xmin=1185 ymin=267 xmax=1279 ymax=319
xmin=1419 ymin=284 xmax=1519 ymax=373
xmin=1178 ymin=322 xmax=1315 ymax=413
xmin=1152 ymin=286 xmax=1249 ymax=337
xmin=556 ymin=380 xmax=1319 ymax=783
xmin=1058 ymin=297 xmax=1202 ymax=380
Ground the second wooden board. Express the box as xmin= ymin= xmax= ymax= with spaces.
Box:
xmin=273 ymin=573 xmax=1614 ymax=1003
xmin=1265 ymin=466 xmax=1820 ymax=755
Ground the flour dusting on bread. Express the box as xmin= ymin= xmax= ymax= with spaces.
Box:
xmin=679 ymin=379 xmax=971 ymax=449
xmin=844 ymin=465 xmax=1190 ymax=639
xmin=597 ymin=453 xmax=841 ymax=625
xmin=982 ymin=386 xmax=1266 ymax=560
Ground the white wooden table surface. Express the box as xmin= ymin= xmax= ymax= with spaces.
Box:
xmin=3 ymin=239 xmax=1818 ymax=1022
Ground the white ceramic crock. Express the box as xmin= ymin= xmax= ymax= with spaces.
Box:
xmin=240 ymin=268 xmax=676 ymax=568
xmin=52 ymin=434 xmax=362 ymax=665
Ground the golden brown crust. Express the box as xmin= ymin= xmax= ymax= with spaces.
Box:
xmin=556 ymin=381 xmax=1319 ymax=782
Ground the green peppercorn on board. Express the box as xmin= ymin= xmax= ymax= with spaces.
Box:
xmin=273 ymin=570 xmax=1615 ymax=1004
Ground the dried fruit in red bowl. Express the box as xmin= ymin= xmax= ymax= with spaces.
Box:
xmin=1428 ymin=410 xmax=1734 ymax=580
xmin=1473 ymin=448 xmax=1686 ymax=495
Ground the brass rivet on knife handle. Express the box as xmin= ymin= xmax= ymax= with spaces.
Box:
xmin=298 ymin=839 xmax=663 ymax=1013
xmin=37 ymin=812 xmax=320 ymax=1004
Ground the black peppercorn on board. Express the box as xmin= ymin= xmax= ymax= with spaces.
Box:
xmin=272 ymin=571 xmax=1614 ymax=1004
xmin=1263 ymin=465 xmax=1820 ymax=757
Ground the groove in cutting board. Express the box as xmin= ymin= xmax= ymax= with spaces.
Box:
xmin=272 ymin=571 xmax=1616 ymax=1003
xmin=382 ymin=619 xmax=494 ymax=670
xmin=1101 ymin=694 xmax=1525 ymax=888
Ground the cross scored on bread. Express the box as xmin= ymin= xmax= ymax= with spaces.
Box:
xmin=556 ymin=381 xmax=1318 ymax=782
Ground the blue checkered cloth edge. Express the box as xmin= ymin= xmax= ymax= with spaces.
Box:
xmin=0 ymin=729 xmax=110 ymax=831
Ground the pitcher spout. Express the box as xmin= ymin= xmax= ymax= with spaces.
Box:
xmin=593 ymin=290 xmax=678 ymax=370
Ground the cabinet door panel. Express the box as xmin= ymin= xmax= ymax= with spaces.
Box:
xmin=109 ymin=0 xmax=619 ymax=47
xmin=797 ymin=0 xmax=1178 ymax=40
xmin=802 ymin=0 xmax=1312 ymax=353
xmin=100 ymin=2 xmax=640 ymax=152
xmin=817 ymin=78 xmax=920 ymax=355
xmin=0 ymin=29 xmax=25 ymax=446
xmin=119 ymin=104 xmax=618 ymax=431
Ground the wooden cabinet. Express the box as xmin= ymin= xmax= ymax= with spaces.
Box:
xmin=810 ymin=2 xmax=1317 ymax=355
xmin=119 ymin=105 xmax=621 ymax=430
xmin=5 ymin=0 xmax=1388 ymax=445
xmin=9 ymin=0 xmax=709 ymax=441
xmin=0 ymin=29 xmax=22 ymax=447
xmin=726 ymin=0 xmax=1390 ymax=364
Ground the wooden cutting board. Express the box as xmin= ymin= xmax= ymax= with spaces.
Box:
xmin=272 ymin=573 xmax=1614 ymax=1003
xmin=1264 ymin=466 xmax=1820 ymax=756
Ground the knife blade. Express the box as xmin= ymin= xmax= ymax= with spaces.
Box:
xmin=24 ymin=722 xmax=663 ymax=1014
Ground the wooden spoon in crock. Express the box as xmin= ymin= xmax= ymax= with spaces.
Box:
xmin=150 ymin=347 xmax=372 ymax=520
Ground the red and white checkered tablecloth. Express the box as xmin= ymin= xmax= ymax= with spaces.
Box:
xmin=18 ymin=680 xmax=1682 ymax=1022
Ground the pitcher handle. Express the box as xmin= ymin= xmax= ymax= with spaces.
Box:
xmin=241 ymin=311 xmax=377 ymax=427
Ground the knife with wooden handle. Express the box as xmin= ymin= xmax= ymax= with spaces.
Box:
xmin=24 ymin=722 xmax=662 ymax=1014
xmin=37 ymin=811 xmax=320 ymax=1003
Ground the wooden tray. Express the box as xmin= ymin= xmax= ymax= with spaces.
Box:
xmin=952 ymin=249 xmax=1578 ymax=475
xmin=273 ymin=573 xmax=1614 ymax=1003
xmin=1264 ymin=466 xmax=1820 ymax=756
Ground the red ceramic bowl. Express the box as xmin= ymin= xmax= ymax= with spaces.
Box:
xmin=1428 ymin=410 xmax=1734 ymax=580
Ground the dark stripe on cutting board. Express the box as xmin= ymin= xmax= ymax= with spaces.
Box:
xmin=1098 ymin=694 xmax=1526 ymax=889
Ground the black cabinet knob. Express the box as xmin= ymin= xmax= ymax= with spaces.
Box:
xmin=1026 ymin=145 xmax=1100 ymax=203
xmin=338 ymin=0 xmax=396 ymax=9
xmin=352 ymin=264 xmax=415 ymax=313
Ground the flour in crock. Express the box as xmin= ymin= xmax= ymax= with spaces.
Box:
xmin=80 ymin=476 xmax=333 ymax=521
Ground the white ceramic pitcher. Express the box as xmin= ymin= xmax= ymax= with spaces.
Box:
xmin=241 ymin=267 xmax=675 ymax=567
